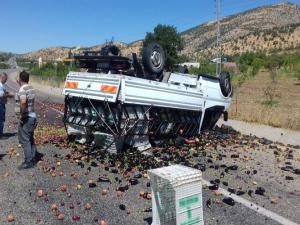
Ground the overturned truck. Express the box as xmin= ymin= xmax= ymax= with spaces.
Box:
xmin=63 ymin=43 xmax=232 ymax=153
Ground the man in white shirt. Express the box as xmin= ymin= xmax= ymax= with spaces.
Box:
xmin=16 ymin=71 xmax=37 ymax=169
xmin=0 ymin=72 xmax=14 ymax=139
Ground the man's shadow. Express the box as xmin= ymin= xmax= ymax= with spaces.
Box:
xmin=144 ymin=217 xmax=152 ymax=225
xmin=0 ymin=154 xmax=6 ymax=160
xmin=34 ymin=151 xmax=44 ymax=163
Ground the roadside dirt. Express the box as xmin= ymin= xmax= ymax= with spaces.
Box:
xmin=218 ymin=120 xmax=300 ymax=146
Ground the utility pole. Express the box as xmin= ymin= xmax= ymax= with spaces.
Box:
xmin=216 ymin=0 xmax=222 ymax=77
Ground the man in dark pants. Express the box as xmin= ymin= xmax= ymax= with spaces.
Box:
xmin=0 ymin=72 xmax=14 ymax=139
xmin=16 ymin=71 xmax=37 ymax=170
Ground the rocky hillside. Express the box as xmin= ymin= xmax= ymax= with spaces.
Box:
xmin=182 ymin=2 xmax=300 ymax=58
xmin=17 ymin=2 xmax=300 ymax=61
xmin=19 ymin=41 xmax=143 ymax=61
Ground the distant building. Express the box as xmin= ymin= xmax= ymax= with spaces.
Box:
xmin=211 ymin=58 xmax=221 ymax=63
xmin=38 ymin=57 xmax=42 ymax=68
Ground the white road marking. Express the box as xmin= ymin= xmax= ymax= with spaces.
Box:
xmin=202 ymin=180 xmax=298 ymax=225
xmin=6 ymin=72 xmax=299 ymax=225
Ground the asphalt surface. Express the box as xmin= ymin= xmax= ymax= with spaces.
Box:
xmin=0 ymin=69 xmax=299 ymax=225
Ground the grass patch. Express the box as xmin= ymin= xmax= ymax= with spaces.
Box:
xmin=229 ymin=70 xmax=300 ymax=130
xmin=0 ymin=62 xmax=10 ymax=69
xmin=30 ymin=75 xmax=65 ymax=88
xmin=24 ymin=62 xmax=79 ymax=88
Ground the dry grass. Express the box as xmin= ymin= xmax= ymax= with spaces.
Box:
xmin=229 ymin=70 xmax=300 ymax=130
xmin=30 ymin=75 xmax=65 ymax=88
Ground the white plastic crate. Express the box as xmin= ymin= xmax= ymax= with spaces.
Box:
xmin=148 ymin=165 xmax=204 ymax=225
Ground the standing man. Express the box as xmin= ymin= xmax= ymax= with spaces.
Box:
xmin=16 ymin=71 xmax=37 ymax=170
xmin=0 ymin=72 xmax=14 ymax=139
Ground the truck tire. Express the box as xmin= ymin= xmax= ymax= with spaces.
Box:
xmin=142 ymin=43 xmax=165 ymax=76
xmin=219 ymin=71 xmax=232 ymax=97
xmin=107 ymin=45 xmax=120 ymax=56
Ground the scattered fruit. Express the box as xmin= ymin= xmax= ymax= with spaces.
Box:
xmin=37 ymin=189 xmax=44 ymax=197
xmin=255 ymin=187 xmax=266 ymax=196
xmin=223 ymin=197 xmax=235 ymax=206
xmin=99 ymin=220 xmax=106 ymax=225
xmin=72 ymin=215 xmax=80 ymax=221
xmin=85 ymin=203 xmax=92 ymax=210
xmin=60 ymin=185 xmax=67 ymax=192
xmin=286 ymin=176 xmax=294 ymax=180
xmin=271 ymin=198 xmax=278 ymax=204
xmin=7 ymin=214 xmax=15 ymax=222
xmin=117 ymin=191 xmax=123 ymax=197
xmin=213 ymin=190 xmax=222 ymax=196
xmin=102 ymin=189 xmax=108 ymax=196
xmin=119 ymin=204 xmax=126 ymax=210
xmin=57 ymin=213 xmax=64 ymax=220
xmin=50 ymin=203 xmax=58 ymax=211
xmin=88 ymin=180 xmax=97 ymax=188
xmin=146 ymin=193 xmax=152 ymax=200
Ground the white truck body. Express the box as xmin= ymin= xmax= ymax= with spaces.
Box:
xmin=63 ymin=71 xmax=231 ymax=113
xmin=63 ymin=71 xmax=232 ymax=153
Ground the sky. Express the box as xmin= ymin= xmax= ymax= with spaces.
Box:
xmin=0 ymin=0 xmax=299 ymax=53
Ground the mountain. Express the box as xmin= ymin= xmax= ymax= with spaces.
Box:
xmin=182 ymin=2 xmax=300 ymax=58
xmin=18 ymin=40 xmax=143 ymax=61
xmin=15 ymin=2 xmax=300 ymax=61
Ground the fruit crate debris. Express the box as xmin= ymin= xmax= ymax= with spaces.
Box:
xmin=149 ymin=165 xmax=204 ymax=225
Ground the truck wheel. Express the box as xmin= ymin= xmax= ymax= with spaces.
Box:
xmin=142 ymin=43 xmax=165 ymax=76
xmin=108 ymin=45 xmax=120 ymax=56
xmin=219 ymin=71 xmax=232 ymax=97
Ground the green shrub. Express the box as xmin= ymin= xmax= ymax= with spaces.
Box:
xmin=235 ymin=52 xmax=300 ymax=79
xmin=189 ymin=59 xmax=216 ymax=76
xmin=30 ymin=62 xmax=78 ymax=79
xmin=0 ymin=62 xmax=10 ymax=69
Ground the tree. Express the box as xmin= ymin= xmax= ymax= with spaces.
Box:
xmin=68 ymin=50 xmax=73 ymax=59
xmin=264 ymin=54 xmax=284 ymax=82
xmin=236 ymin=52 xmax=266 ymax=76
xmin=251 ymin=57 xmax=264 ymax=76
xmin=143 ymin=24 xmax=184 ymax=70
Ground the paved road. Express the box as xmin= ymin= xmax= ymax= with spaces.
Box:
xmin=0 ymin=69 xmax=299 ymax=225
